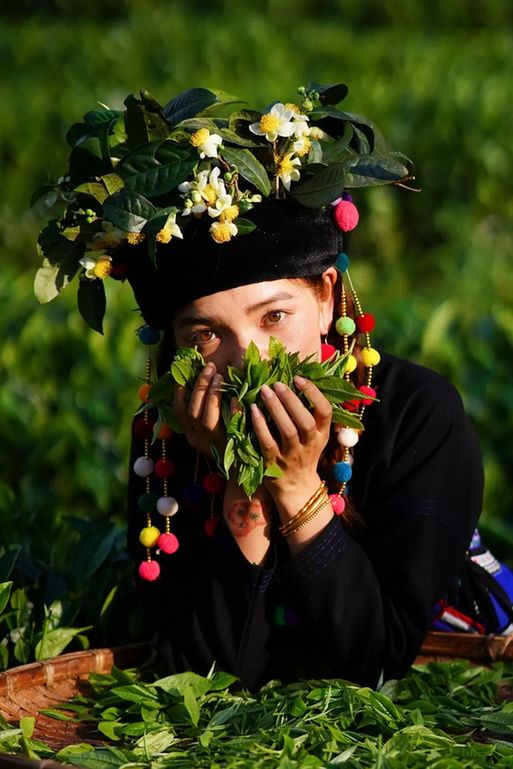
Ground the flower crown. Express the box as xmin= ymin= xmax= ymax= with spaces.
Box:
xmin=33 ymin=81 xmax=414 ymax=331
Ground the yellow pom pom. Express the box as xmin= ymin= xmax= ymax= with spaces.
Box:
xmin=139 ymin=525 xmax=161 ymax=548
xmin=345 ymin=354 xmax=357 ymax=374
xmin=361 ymin=347 xmax=381 ymax=367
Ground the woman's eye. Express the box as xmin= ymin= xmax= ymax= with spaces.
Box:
xmin=265 ymin=310 xmax=284 ymax=324
xmin=191 ymin=329 xmax=215 ymax=344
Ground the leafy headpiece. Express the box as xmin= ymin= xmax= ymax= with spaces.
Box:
xmin=33 ymin=81 xmax=414 ymax=332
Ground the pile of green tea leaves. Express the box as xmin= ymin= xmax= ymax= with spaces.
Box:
xmin=148 ymin=338 xmax=368 ymax=497
xmin=3 ymin=660 xmax=513 ymax=767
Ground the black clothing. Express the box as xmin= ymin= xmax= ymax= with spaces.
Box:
xmin=128 ymin=353 xmax=483 ymax=689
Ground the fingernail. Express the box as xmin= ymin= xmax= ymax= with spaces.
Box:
xmin=260 ymin=384 xmax=272 ymax=398
xmin=204 ymin=363 xmax=215 ymax=374
xmin=274 ymin=381 xmax=286 ymax=393
xmin=212 ymin=374 xmax=222 ymax=387
xmin=251 ymin=403 xmax=262 ymax=417
xmin=294 ymin=375 xmax=307 ymax=387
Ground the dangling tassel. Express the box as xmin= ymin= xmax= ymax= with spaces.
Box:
xmin=132 ymin=324 xmax=180 ymax=581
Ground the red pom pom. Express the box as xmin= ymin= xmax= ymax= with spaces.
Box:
xmin=157 ymin=532 xmax=179 ymax=554
xmin=333 ymin=200 xmax=359 ymax=233
xmin=204 ymin=517 xmax=219 ymax=538
xmin=321 ymin=343 xmax=337 ymax=361
xmin=155 ymin=458 xmax=176 ymax=478
xmin=329 ymin=494 xmax=346 ymax=515
xmin=342 ymin=399 xmax=360 ymax=412
xmin=356 ymin=313 xmax=375 ymax=333
xmin=133 ymin=418 xmax=155 ymax=439
xmin=358 ymin=385 xmax=377 ymax=406
xmin=203 ymin=473 xmax=225 ymax=495
xmin=138 ymin=560 xmax=160 ymax=581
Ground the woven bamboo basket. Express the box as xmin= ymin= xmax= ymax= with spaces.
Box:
xmin=1 ymin=633 xmax=513 ymax=767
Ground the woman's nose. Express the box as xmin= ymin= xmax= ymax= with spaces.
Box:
xmin=218 ymin=333 xmax=269 ymax=371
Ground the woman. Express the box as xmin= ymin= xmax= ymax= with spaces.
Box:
xmin=34 ymin=82 xmax=513 ymax=689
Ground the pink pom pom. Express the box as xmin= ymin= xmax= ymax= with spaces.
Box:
xmin=358 ymin=385 xmax=377 ymax=406
xmin=203 ymin=473 xmax=225 ymax=495
xmin=157 ymin=532 xmax=179 ymax=554
xmin=138 ymin=560 xmax=160 ymax=581
xmin=329 ymin=494 xmax=346 ymax=515
xmin=321 ymin=343 xmax=336 ymax=361
xmin=333 ymin=200 xmax=359 ymax=232
xmin=204 ymin=517 xmax=219 ymax=538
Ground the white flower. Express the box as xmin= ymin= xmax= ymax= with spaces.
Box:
xmin=249 ymin=103 xmax=296 ymax=142
xmin=79 ymin=252 xmax=112 ymax=280
xmin=90 ymin=221 xmax=126 ymax=250
xmin=310 ymin=126 xmax=327 ymax=141
xmin=293 ymin=116 xmax=310 ymax=139
xmin=180 ymin=167 xmax=228 ymax=216
xmin=156 ymin=212 xmax=183 ymax=244
xmin=276 ymin=154 xmax=301 ymax=190
xmin=190 ymin=128 xmax=223 ymax=159
xmin=208 ymin=193 xmax=236 ymax=219
xmin=210 ymin=220 xmax=238 ymax=243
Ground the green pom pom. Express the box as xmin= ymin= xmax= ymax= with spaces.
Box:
xmin=335 ymin=316 xmax=356 ymax=336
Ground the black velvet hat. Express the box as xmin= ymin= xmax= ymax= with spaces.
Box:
xmin=125 ymin=199 xmax=344 ymax=329
xmin=33 ymin=82 xmax=413 ymax=333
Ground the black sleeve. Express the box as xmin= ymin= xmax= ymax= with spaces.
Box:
xmin=127 ymin=426 xmax=276 ymax=690
xmin=274 ymin=357 xmax=483 ymax=686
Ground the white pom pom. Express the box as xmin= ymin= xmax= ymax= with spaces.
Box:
xmin=337 ymin=428 xmax=359 ymax=448
xmin=133 ymin=457 xmax=154 ymax=477
xmin=157 ymin=496 xmax=179 ymax=517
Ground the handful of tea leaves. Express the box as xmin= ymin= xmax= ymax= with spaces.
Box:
xmin=147 ymin=338 xmax=371 ymax=498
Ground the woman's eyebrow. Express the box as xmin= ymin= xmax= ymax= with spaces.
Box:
xmin=246 ymin=291 xmax=295 ymax=313
xmin=176 ymin=292 xmax=296 ymax=329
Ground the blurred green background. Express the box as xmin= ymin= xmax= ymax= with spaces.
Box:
xmin=0 ymin=0 xmax=512 ymax=663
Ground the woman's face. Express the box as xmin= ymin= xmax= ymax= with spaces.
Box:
xmin=172 ymin=269 xmax=337 ymax=374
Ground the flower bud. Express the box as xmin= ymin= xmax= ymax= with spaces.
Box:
xmin=191 ymin=190 xmax=202 ymax=204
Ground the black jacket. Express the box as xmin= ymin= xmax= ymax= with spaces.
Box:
xmin=127 ymin=353 xmax=483 ymax=689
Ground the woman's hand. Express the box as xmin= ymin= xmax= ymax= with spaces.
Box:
xmin=251 ymin=375 xmax=333 ymax=508
xmin=173 ymin=363 xmax=225 ymax=457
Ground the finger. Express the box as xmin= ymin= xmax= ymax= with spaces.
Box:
xmin=293 ymin=376 xmax=332 ymax=431
xmin=260 ymin=384 xmax=300 ymax=449
xmin=202 ymin=373 xmax=223 ymax=431
xmin=173 ymin=384 xmax=189 ymax=430
xmin=188 ymin=363 xmax=216 ymax=419
xmin=272 ymin=381 xmax=317 ymax=444
xmin=251 ymin=403 xmax=279 ymax=460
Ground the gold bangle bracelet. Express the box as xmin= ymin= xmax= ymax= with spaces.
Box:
xmin=282 ymin=493 xmax=331 ymax=537
xmin=279 ymin=481 xmax=327 ymax=536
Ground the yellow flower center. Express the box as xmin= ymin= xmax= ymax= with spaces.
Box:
xmin=202 ymin=184 xmax=217 ymax=206
xmin=92 ymin=258 xmax=112 ymax=279
xmin=220 ymin=205 xmax=239 ymax=223
xmin=156 ymin=225 xmax=173 ymax=244
xmin=285 ymin=102 xmax=300 ymax=113
xmin=190 ymin=128 xmax=210 ymax=147
xmin=126 ymin=232 xmax=145 ymax=245
xmin=295 ymin=138 xmax=312 ymax=158
xmin=259 ymin=114 xmax=281 ymax=135
xmin=278 ymin=155 xmax=296 ymax=174
xmin=211 ymin=222 xmax=234 ymax=243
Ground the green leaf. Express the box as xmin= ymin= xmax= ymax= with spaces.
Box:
xmin=124 ymin=92 xmax=170 ymax=149
xmin=20 ymin=716 xmax=35 ymax=739
xmin=264 ymin=464 xmax=283 ymax=479
xmin=163 ymin=87 xmax=219 ymax=126
xmin=117 ymin=140 xmax=197 ymax=197
xmin=0 ymin=547 xmax=20 ymax=582
xmin=35 ymin=625 xmax=92 ymax=660
xmin=290 ymin=162 xmax=346 ymax=207
xmin=56 ymin=745 xmax=130 ymax=768
xmin=220 ymin=146 xmax=271 ymax=196
xmin=307 ymin=81 xmax=349 ymax=106
xmin=0 ymin=581 xmax=13 ymax=615
xmin=77 ymin=278 xmax=106 ymax=334
xmin=343 ymin=154 xmax=412 ymax=187
xmin=235 ymin=217 xmax=257 ymax=236
xmin=74 ymin=181 xmax=110 ymax=204
xmin=183 ymin=684 xmax=200 ymax=726
xmin=103 ymin=189 xmax=157 ymax=233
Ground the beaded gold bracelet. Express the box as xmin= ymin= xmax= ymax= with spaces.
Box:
xmin=279 ymin=481 xmax=329 ymax=537
xmin=282 ymin=492 xmax=331 ymax=537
